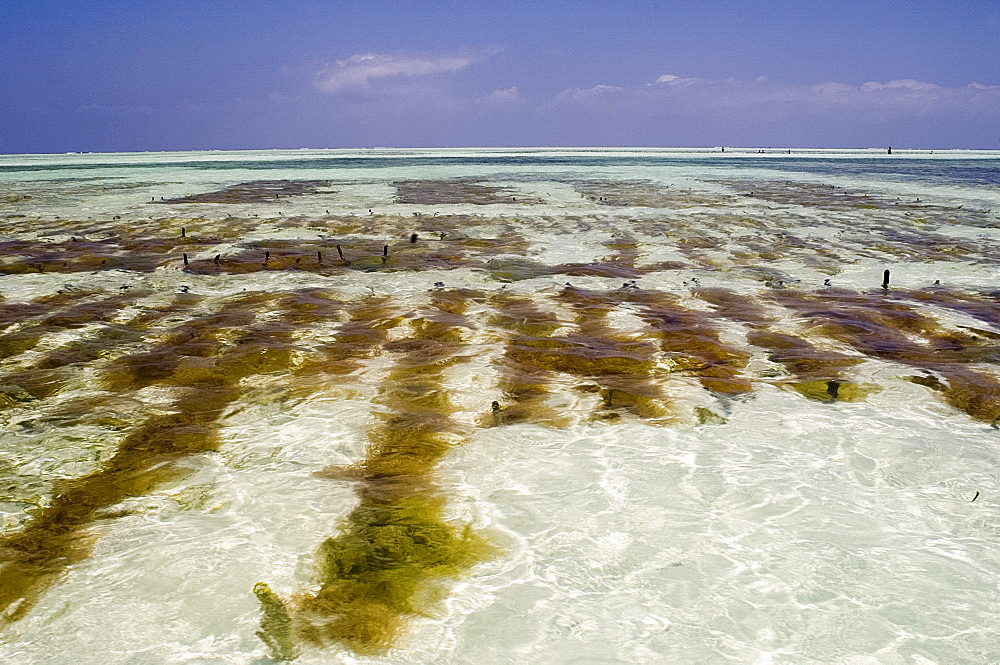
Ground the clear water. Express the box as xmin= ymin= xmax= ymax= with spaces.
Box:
xmin=1 ymin=148 xmax=999 ymax=664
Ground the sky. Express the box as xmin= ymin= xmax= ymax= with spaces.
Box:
xmin=2 ymin=0 xmax=999 ymax=153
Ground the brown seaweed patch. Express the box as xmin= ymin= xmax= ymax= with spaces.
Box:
xmin=292 ymin=297 xmax=403 ymax=385
xmin=486 ymin=288 xmax=675 ymax=423
xmin=160 ymin=180 xmax=330 ymax=204
xmin=575 ymin=180 xmax=729 ymax=208
xmin=0 ymin=293 xmax=141 ymax=369
xmin=716 ymin=180 xmax=926 ymax=211
xmin=908 ymin=370 xmax=1000 ymax=423
xmin=485 ymin=257 xmax=551 ymax=282
xmin=622 ymin=290 xmax=752 ymax=395
xmin=896 ymin=288 xmax=1000 ymax=329
xmin=257 ymin=291 xmax=494 ymax=657
xmin=0 ymin=293 xmax=301 ymax=623
xmin=556 ymin=287 xmax=673 ymax=421
xmin=696 ymin=287 xmax=865 ymax=394
xmin=487 ymin=293 xmax=570 ymax=426
xmin=0 ymin=231 xmax=225 ymax=274
xmin=394 ymin=179 xmax=541 ymax=205
xmin=775 ymin=288 xmax=1000 ymax=422
xmin=550 ymin=261 xmax=641 ymax=279
xmin=100 ymin=304 xmax=259 ymax=392
xmin=184 ymin=237 xmax=484 ymax=276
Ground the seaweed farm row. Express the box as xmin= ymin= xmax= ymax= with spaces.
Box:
xmin=2 ymin=150 xmax=1000 ymax=664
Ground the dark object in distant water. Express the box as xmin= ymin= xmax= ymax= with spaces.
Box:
xmin=71 ymin=236 xmax=77 ymax=242
xmin=336 ymin=244 xmax=345 ymax=261
xmin=824 ymin=279 xmax=831 ymax=286
xmin=214 ymin=254 xmax=221 ymax=265
xmin=410 ymin=233 xmax=418 ymax=243
xmin=317 ymin=251 xmax=322 ymax=263
xmin=888 ymin=146 xmax=892 ymax=155
xmin=934 ymin=280 xmax=940 ymax=286
xmin=181 ymin=227 xmax=186 ymax=237
xmin=382 ymin=244 xmax=389 ymax=263
xmin=972 ymin=491 xmax=980 ymax=502
xmin=882 ymin=269 xmax=890 ymax=290
xmin=183 ymin=253 xmax=188 ymax=266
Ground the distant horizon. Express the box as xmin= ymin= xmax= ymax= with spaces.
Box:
xmin=4 ymin=144 xmax=1000 ymax=159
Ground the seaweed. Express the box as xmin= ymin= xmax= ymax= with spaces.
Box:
xmin=696 ymin=287 xmax=867 ymax=401
xmin=776 ymin=288 xmax=1000 ymax=422
xmin=621 ymin=290 xmax=752 ymax=395
xmin=0 ymin=292 xmax=300 ymax=623
xmin=394 ymin=179 xmax=541 ymax=205
xmin=256 ymin=290 xmax=495 ymax=657
xmin=159 ymin=180 xmax=330 ymax=204
xmin=486 ymin=292 xmax=570 ymax=426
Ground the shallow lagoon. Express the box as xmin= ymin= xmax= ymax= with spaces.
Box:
xmin=1 ymin=148 xmax=999 ymax=664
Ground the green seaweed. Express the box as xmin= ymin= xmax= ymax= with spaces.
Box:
xmin=270 ymin=491 xmax=494 ymax=655
xmin=254 ymin=582 xmax=298 ymax=661
xmin=785 ymin=379 xmax=881 ymax=403
xmin=0 ymin=293 xmax=301 ymax=623
xmin=256 ymin=290 xmax=495 ymax=657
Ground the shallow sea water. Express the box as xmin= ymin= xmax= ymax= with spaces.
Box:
xmin=1 ymin=148 xmax=999 ymax=664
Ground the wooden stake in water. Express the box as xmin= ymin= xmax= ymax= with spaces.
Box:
xmin=181 ymin=227 xmax=186 ymax=237
xmin=882 ymin=269 xmax=890 ymax=289
xmin=336 ymin=244 xmax=344 ymax=261
xmin=183 ymin=253 xmax=188 ymax=266
xmin=382 ymin=244 xmax=389 ymax=263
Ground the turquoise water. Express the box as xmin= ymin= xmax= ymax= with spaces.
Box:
xmin=1 ymin=148 xmax=999 ymax=664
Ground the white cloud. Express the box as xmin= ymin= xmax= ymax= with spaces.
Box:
xmin=316 ymin=52 xmax=472 ymax=93
xmin=860 ymin=79 xmax=940 ymax=92
xmin=550 ymin=74 xmax=1000 ymax=117
xmin=480 ymin=86 xmax=522 ymax=105
xmin=553 ymin=84 xmax=624 ymax=104
xmin=651 ymin=74 xmax=701 ymax=86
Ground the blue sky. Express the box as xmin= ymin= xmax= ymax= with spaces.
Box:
xmin=2 ymin=1 xmax=999 ymax=152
